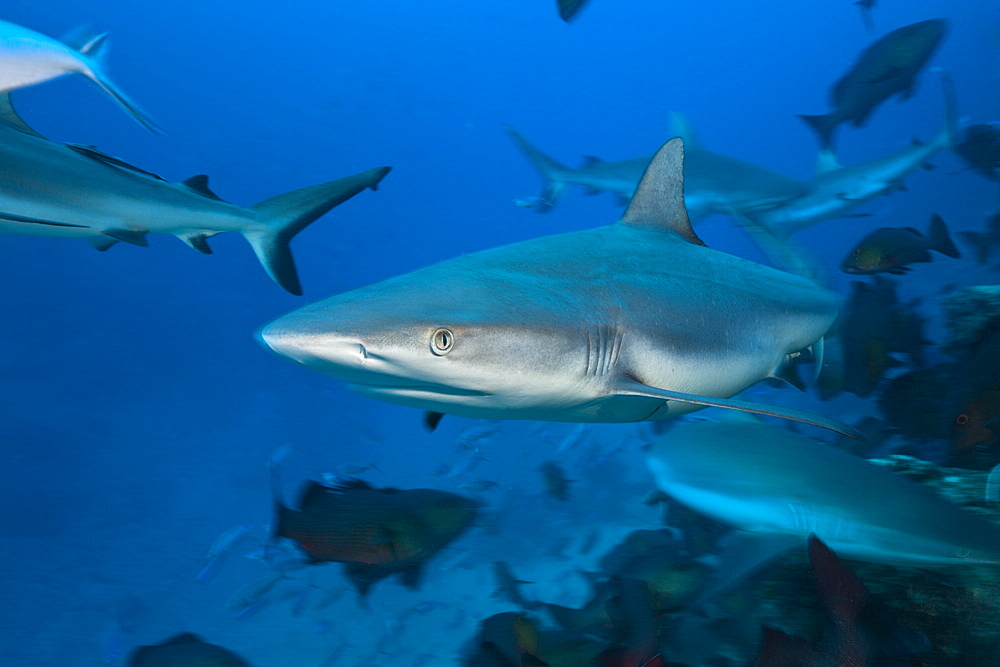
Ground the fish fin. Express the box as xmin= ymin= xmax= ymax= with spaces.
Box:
xmin=557 ymin=0 xmax=590 ymax=21
xmin=808 ymin=535 xmax=869 ymax=623
xmin=0 ymin=93 xmax=42 ymax=137
xmin=179 ymin=232 xmax=213 ymax=254
xmin=797 ymin=114 xmax=836 ymax=150
xmin=103 ymin=228 xmax=148 ymax=246
xmin=400 ymin=562 xmax=425 ymax=590
xmin=642 ymin=490 xmax=670 ymax=506
xmin=768 ymin=355 xmax=806 ymax=391
xmin=614 ymin=375 xmax=863 ymax=439
xmin=87 ymin=236 xmax=118 ymax=251
xmin=505 ymin=125 xmax=571 ymax=212
xmin=245 ymin=166 xmax=390 ymax=295
xmin=620 ymin=138 xmax=705 ymax=246
xmin=75 ymin=36 xmax=164 ymax=134
xmin=692 ymin=531 xmax=803 ymax=607
xmin=0 ymin=211 xmax=88 ymax=228
xmin=60 ymin=24 xmax=104 ymax=52
xmin=65 ymin=144 xmax=166 ymax=181
xmin=181 ymin=175 xmax=225 ymax=201
xmin=581 ymin=155 xmax=603 ymax=168
xmin=814 ymin=147 xmax=842 ymax=175
xmin=297 ymin=480 xmax=335 ymax=509
xmin=424 ymin=411 xmax=445 ymax=432
xmin=927 ymin=213 xmax=961 ymax=258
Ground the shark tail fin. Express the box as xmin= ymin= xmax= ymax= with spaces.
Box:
xmin=927 ymin=213 xmax=961 ymax=258
xmin=245 ymin=167 xmax=391 ymax=295
xmin=797 ymin=113 xmax=837 ymax=150
xmin=74 ymin=34 xmax=164 ymax=134
xmin=504 ymin=125 xmax=572 ymax=212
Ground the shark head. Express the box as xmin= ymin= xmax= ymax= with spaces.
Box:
xmin=259 ymin=255 xmax=598 ymax=419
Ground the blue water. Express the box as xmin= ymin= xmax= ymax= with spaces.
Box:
xmin=0 ymin=1 xmax=997 ymax=664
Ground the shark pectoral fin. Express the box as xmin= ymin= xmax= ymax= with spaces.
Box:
xmin=87 ymin=236 xmax=118 ymax=251
xmin=768 ymin=356 xmax=805 ymax=391
xmin=620 ymin=137 xmax=706 ymax=246
xmin=693 ymin=531 xmax=803 ymax=608
xmin=0 ymin=211 xmax=89 ymax=228
xmin=0 ymin=94 xmax=42 ymax=137
xmin=423 ymin=411 xmax=445 ymax=432
xmin=103 ymin=229 xmax=149 ymax=247
xmin=614 ymin=376 xmax=863 ymax=439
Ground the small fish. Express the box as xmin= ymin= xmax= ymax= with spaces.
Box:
xmin=841 ymin=214 xmax=960 ymax=274
xmin=127 ymin=633 xmax=253 ymax=666
xmin=456 ymin=422 xmax=502 ymax=451
xmin=943 ymin=323 xmax=1000 ymax=468
xmin=538 ymin=461 xmax=573 ymax=501
xmin=463 ymin=612 xmax=545 ymax=666
xmin=197 ymin=522 xmax=255 ymax=583
xmin=514 ymin=196 xmax=551 ymax=209
xmin=228 ymin=573 xmax=286 ymax=615
xmin=448 ymin=453 xmax=489 ymax=478
xmin=334 ymin=461 xmax=381 ymax=476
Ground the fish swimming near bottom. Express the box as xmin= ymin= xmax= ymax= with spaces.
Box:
xmin=840 ymin=213 xmax=960 ymax=274
xmin=273 ymin=478 xmax=479 ymax=597
xmin=0 ymin=95 xmax=390 ymax=294
xmin=127 ymin=633 xmax=253 ymax=666
xmin=261 ymin=137 xmax=856 ymax=438
xmin=646 ymin=416 xmax=1000 ymax=567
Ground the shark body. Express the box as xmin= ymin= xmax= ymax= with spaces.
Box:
xmin=0 ymin=19 xmax=160 ymax=132
xmin=647 ymin=417 xmax=1000 ymax=566
xmin=0 ymin=96 xmax=390 ymax=294
xmin=506 ymin=125 xmax=807 ymax=220
xmin=262 ymin=138 xmax=855 ymax=437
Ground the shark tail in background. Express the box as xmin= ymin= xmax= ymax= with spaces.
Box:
xmin=505 ymin=125 xmax=573 ymax=212
xmin=245 ymin=166 xmax=392 ymax=295
xmin=927 ymin=214 xmax=961 ymax=258
xmin=797 ymin=113 xmax=838 ymax=150
xmin=63 ymin=27 xmax=164 ymax=134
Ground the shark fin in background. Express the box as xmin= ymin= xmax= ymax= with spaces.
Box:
xmin=504 ymin=125 xmax=571 ymax=212
xmin=244 ymin=166 xmax=391 ymax=296
xmin=614 ymin=376 xmax=862 ymax=439
xmin=668 ymin=111 xmax=701 ymax=150
xmin=0 ymin=93 xmax=42 ymax=137
xmin=181 ymin=175 xmax=225 ymax=201
xmin=620 ymin=137 xmax=705 ymax=246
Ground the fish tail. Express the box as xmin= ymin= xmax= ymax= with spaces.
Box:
xmin=77 ymin=35 xmax=164 ymax=134
xmin=797 ymin=114 xmax=837 ymax=150
xmin=927 ymin=214 xmax=961 ymax=258
xmin=504 ymin=125 xmax=572 ymax=211
xmin=245 ymin=167 xmax=391 ymax=295
xmin=958 ymin=230 xmax=994 ymax=265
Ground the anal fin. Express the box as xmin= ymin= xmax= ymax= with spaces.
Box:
xmin=103 ymin=228 xmax=148 ymax=247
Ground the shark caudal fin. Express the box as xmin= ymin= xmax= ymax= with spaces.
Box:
xmin=245 ymin=166 xmax=391 ymax=295
xmin=927 ymin=213 xmax=961 ymax=258
xmin=504 ymin=125 xmax=573 ymax=212
xmin=797 ymin=113 xmax=838 ymax=150
xmin=69 ymin=31 xmax=164 ymax=134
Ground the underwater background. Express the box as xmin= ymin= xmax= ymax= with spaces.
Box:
xmin=0 ymin=0 xmax=998 ymax=664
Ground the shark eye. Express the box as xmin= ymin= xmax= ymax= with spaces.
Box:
xmin=430 ymin=328 xmax=454 ymax=355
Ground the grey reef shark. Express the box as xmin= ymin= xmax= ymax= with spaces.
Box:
xmin=261 ymin=137 xmax=858 ymax=439
xmin=0 ymin=95 xmax=390 ymax=295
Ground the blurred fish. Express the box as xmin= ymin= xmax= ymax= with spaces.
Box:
xmin=646 ymin=416 xmax=1000 ymax=572
xmin=759 ymin=71 xmax=956 ymax=236
xmin=273 ymin=478 xmax=479 ymax=597
xmin=943 ymin=323 xmax=1000 ymax=468
xmin=557 ymin=0 xmax=591 ymax=22
xmin=456 ymin=422 xmax=502 ymax=450
xmin=504 ymin=125 xmax=806 ymax=220
xmin=127 ymin=633 xmax=253 ymax=666
xmin=538 ymin=461 xmax=573 ymax=501
xmin=593 ymin=578 xmax=667 ymax=667
xmin=798 ymin=19 xmax=948 ymax=148
xmin=463 ymin=612 xmax=546 ymax=666
xmin=840 ymin=277 xmax=901 ymax=398
xmin=261 ymin=139 xmax=856 ymax=439
xmin=448 ymin=453 xmax=490 ymax=478
xmin=197 ymin=522 xmax=255 ymax=583
xmin=492 ymin=561 xmax=537 ymax=609
xmin=958 ymin=210 xmax=1000 ymax=265
xmin=0 ymin=100 xmax=390 ymax=295
xmin=956 ymin=123 xmax=1000 ymax=180
xmin=458 ymin=479 xmax=499 ymax=493
xmin=855 ymin=0 xmax=876 ymax=33
xmin=0 ymin=20 xmax=160 ymax=132
xmin=334 ymin=461 xmax=381 ymax=476
xmin=600 ymin=531 xmax=708 ymax=610
xmin=840 ymin=214 xmax=960 ymax=274
xmin=879 ymin=367 xmax=948 ymax=442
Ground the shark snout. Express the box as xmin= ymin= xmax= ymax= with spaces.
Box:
xmin=258 ymin=314 xmax=367 ymax=371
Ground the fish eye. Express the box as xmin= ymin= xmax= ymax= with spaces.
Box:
xmin=956 ymin=413 xmax=970 ymax=426
xmin=430 ymin=328 xmax=455 ymax=355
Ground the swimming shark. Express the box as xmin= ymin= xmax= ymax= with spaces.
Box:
xmin=261 ymin=137 xmax=857 ymax=437
xmin=0 ymin=19 xmax=160 ymax=132
xmin=505 ymin=124 xmax=807 ymax=221
xmin=646 ymin=416 xmax=1000 ymax=566
xmin=0 ymin=95 xmax=390 ymax=295
xmin=753 ymin=71 xmax=956 ymax=237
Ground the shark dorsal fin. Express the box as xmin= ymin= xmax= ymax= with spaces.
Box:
xmin=620 ymin=137 xmax=705 ymax=246
xmin=0 ymin=94 xmax=41 ymax=137
xmin=182 ymin=175 xmax=225 ymax=201
xmin=814 ymin=148 xmax=842 ymax=175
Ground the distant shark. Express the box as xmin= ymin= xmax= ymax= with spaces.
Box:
xmin=505 ymin=124 xmax=807 ymax=221
xmin=646 ymin=416 xmax=1000 ymax=567
xmin=0 ymin=95 xmax=390 ymax=295
xmin=753 ymin=71 xmax=956 ymax=237
xmin=0 ymin=19 xmax=160 ymax=133
xmin=261 ymin=137 xmax=856 ymax=438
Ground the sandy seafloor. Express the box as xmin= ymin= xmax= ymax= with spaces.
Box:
xmin=0 ymin=0 xmax=997 ymax=664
